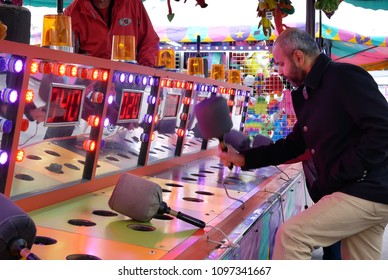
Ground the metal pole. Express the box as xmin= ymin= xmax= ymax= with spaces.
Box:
xmin=306 ymin=0 xmax=316 ymax=37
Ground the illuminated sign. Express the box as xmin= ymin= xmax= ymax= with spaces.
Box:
xmin=117 ymin=89 xmax=143 ymax=123
xmin=44 ymin=83 xmax=86 ymax=127
xmin=161 ymin=92 xmax=181 ymax=119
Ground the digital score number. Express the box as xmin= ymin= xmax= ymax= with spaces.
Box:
xmin=162 ymin=93 xmax=181 ymax=119
xmin=44 ymin=83 xmax=86 ymax=127
xmin=117 ymin=90 xmax=143 ymax=123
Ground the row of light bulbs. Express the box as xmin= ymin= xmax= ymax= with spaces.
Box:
xmin=0 ymin=55 xmax=249 ymax=164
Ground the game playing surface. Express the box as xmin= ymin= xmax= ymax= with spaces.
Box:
xmin=27 ymin=155 xmax=294 ymax=260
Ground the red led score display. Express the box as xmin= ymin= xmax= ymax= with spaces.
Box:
xmin=117 ymin=90 xmax=143 ymax=123
xmin=45 ymin=83 xmax=85 ymax=127
xmin=162 ymin=93 xmax=181 ymax=119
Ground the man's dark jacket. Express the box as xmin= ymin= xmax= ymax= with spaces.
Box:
xmin=242 ymin=53 xmax=388 ymax=203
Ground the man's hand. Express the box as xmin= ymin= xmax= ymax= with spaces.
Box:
xmin=217 ymin=143 xmax=246 ymax=168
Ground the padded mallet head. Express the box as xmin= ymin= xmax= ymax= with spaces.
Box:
xmin=0 ymin=193 xmax=37 ymax=260
xmin=194 ymin=96 xmax=233 ymax=140
xmin=109 ymin=173 xmax=206 ymax=228
xmin=224 ymin=129 xmax=250 ymax=152
xmin=109 ymin=173 xmax=163 ymax=222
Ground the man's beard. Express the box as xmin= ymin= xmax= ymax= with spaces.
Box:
xmin=286 ymin=64 xmax=305 ymax=88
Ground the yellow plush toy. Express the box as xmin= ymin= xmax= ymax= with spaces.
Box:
xmin=0 ymin=20 xmax=7 ymax=40
xmin=258 ymin=15 xmax=275 ymax=37
xmin=257 ymin=0 xmax=295 ymax=36
xmin=257 ymin=0 xmax=277 ymax=15
xmin=256 ymin=0 xmax=279 ymax=37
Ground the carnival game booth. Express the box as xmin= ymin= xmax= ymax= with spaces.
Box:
xmin=0 ymin=37 xmax=310 ymax=260
xmin=21 ymin=0 xmax=388 ymax=147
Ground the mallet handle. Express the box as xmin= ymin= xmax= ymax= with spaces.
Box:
xmin=219 ymin=139 xmax=233 ymax=170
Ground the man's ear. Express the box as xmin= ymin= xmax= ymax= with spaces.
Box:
xmin=293 ymin=49 xmax=304 ymax=64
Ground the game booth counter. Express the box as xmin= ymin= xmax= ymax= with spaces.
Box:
xmin=0 ymin=37 xmax=310 ymax=260
xmin=1 ymin=0 xmax=388 ymax=263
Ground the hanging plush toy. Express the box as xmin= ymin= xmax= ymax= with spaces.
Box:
xmin=315 ymin=0 xmax=343 ymax=18
xmin=167 ymin=0 xmax=208 ymax=22
xmin=193 ymin=0 xmax=208 ymax=8
xmin=274 ymin=0 xmax=294 ymax=35
xmin=256 ymin=0 xmax=276 ymax=37
xmin=258 ymin=15 xmax=275 ymax=37
xmin=174 ymin=0 xmax=208 ymax=8
xmin=257 ymin=0 xmax=295 ymax=37
xmin=167 ymin=0 xmax=175 ymax=21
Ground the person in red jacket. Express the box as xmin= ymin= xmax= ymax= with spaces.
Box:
xmin=27 ymin=0 xmax=160 ymax=139
xmin=64 ymin=0 xmax=160 ymax=67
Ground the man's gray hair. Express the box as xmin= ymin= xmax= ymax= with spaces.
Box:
xmin=274 ymin=28 xmax=321 ymax=58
